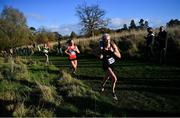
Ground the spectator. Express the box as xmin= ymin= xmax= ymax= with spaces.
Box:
xmin=145 ymin=27 xmax=155 ymax=61
xmin=157 ymin=26 xmax=168 ymax=64
xmin=57 ymin=41 xmax=63 ymax=55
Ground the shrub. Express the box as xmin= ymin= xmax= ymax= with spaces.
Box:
xmin=0 ymin=63 xmax=14 ymax=80
xmin=13 ymin=102 xmax=28 ymax=117
xmin=36 ymin=81 xmax=57 ymax=103
xmin=24 ymin=106 xmax=54 ymax=117
xmin=57 ymin=70 xmax=92 ymax=97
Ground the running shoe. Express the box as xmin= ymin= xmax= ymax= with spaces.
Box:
xmin=113 ymin=93 xmax=118 ymax=101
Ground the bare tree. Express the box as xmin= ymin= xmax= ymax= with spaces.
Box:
xmin=76 ymin=3 xmax=108 ymax=37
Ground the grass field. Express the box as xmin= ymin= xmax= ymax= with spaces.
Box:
xmin=32 ymin=55 xmax=180 ymax=116
xmin=1 ymin=55 xmax=180 ymax=117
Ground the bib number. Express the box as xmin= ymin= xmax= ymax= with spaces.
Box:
xmin=70 ymin=51 xmax=76 ymax=55
xmin=108 ymin=57 xmax=115 ymax=65
xmin=43 ymin=49 xmax=48 ymax=53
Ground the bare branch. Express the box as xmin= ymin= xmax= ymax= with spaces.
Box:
xmin=76 ymin=3 xmax=108 ymax=36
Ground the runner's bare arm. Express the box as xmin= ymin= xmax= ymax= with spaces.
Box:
xmin=112 ymin=43 xmax=121 ymax=59
xmin=64 ymin=47 xmax=70 ymax=55
xmin=76 ymin=46 xmax=80 ymax=53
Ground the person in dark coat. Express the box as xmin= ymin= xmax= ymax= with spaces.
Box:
xmin=157 ymin=26 xmax=168 ymax=64
xmin=145 ymin=27 xmax=155 ymax=61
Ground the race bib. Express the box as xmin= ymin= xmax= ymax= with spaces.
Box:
xmin=108 ymin=57 xmax=115 ymax=65
xmin=69 ymin=50 xmax=77 ymax=59
xmin=43 ymin=49 xmax=48 ymax=53
xmin=70 ymin=51 xmax=76 ymax=55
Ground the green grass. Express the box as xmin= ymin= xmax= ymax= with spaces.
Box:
xmin=0 ymin=56 xmax=180 ymax=117
xmin=31 ymin=55 xmax=180 ymax=115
